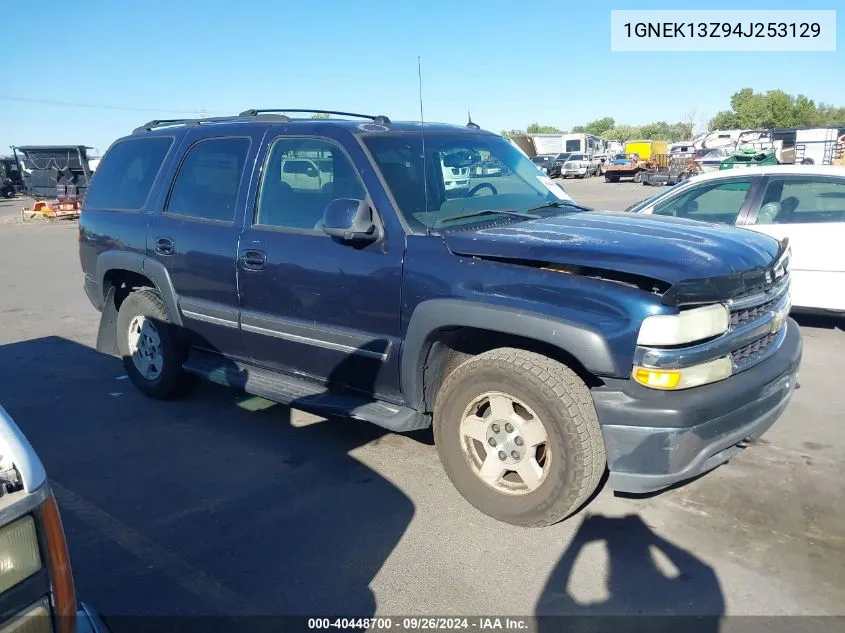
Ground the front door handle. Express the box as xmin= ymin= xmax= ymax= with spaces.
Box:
xmin=239 ymin=250 xmax=267 ymax=271
xmin=154 ymin=237 xmax=175 ymax=256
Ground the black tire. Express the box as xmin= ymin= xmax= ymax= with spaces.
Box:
xmin=433 ymin=348 xmax=606 ymax=527
xmin=116 ymin=288 xmax=186 ymax=399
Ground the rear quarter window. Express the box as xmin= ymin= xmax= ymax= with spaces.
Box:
xmin=83 ymin=136 xmax=173 ymax=211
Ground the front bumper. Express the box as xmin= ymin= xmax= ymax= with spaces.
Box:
xmin=593 ymin=318 xmax=802 ymax=494
xmin=444 ymin=179 xmax=470 ymax=191
xmin=563 ymin=166 xmax=588 ymax=176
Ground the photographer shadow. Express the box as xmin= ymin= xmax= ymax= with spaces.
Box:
xmin=536 ymin=514 xmax=725 ymax=633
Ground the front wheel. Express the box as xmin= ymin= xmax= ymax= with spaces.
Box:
xmin=433 ymin=348 xmax=606 ymax=527
xmin=116 ymin=288 xmax=186 ymax=399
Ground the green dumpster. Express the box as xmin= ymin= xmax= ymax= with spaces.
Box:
xmin=719 ymin=147 xmax=779 ymax=170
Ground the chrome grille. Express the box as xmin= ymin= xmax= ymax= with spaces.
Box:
xmin=731 ymin=332 xmax=778 ymax=366
xmin=730 ymin=295 xmax=780 ymax=328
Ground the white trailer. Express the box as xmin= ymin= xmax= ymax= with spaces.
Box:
xmin=795 ymin=128 xmax=840 ymax=165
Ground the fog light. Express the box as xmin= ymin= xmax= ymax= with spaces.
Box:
xmin=633 ymin=356 xmax=732 ymax=390
xmin=0 ymin=516 xmax=42 ymax=594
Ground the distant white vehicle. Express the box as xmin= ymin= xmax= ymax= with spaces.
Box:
xmin=628 ymin=165 xmax=845 ymax=315
xmin=441 ymin=158 xmax=471 ymax=192
xmin=280 ymin=158 xmax=324 ymax=191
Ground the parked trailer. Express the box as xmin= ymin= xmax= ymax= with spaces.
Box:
xmin=12 ymin=145 xmax=96 ymax=218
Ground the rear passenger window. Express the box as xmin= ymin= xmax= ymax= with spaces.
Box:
xmin=84 ymin=137 xmax=173 ymax=210
xmin=753 ymin=178 xmax=845 ymax=224
xmin=255 ymin=138 xmax=365 ymax=230
xmin=166 ymin=137 xmax=250 ymax=222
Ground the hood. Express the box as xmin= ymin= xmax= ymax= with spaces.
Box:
xmin=440 ymin=211 xmax=781 ymax=287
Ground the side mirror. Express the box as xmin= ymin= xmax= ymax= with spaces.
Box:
xmin=321 ymin=198 xmax=378 ymax=242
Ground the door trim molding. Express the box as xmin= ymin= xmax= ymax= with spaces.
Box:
xmin=179 ymin=298 xmax=239 ymax=329
xmin=240 ymin=310 xmax=391 ymax=361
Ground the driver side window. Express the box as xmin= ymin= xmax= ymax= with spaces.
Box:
xmin=652 ymin=179 xmax=751 ymax=225
xmin=255 ymin=138 xmax=365 ymax=230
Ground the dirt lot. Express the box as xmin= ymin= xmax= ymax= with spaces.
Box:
xmin=0 ymin=185 xmax=843 ymax=626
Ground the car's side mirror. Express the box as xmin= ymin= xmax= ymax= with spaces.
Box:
xmin=321 ymin=198 xmax=378 ymax=242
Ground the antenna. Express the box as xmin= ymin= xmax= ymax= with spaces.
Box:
xmin=467 ymin=110 xmax=479 ymax=129
xmin=418 ymin=56 xmax=430 ymax=235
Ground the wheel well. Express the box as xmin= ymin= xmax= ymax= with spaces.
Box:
xmin=103 ymin=269 xmax=156 ymax=311
xmin=420 ymin=326 xmax=603 ymax=413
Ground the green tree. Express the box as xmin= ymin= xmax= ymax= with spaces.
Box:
xmin=500 ymin=129 xmax=526 ymax=139
xmin=710 ymin=87 xmax=845 ymax=130
xmin=709 ymin=110 xmax=740 ymax=130
xmin=526 ymin=122 xmax=563 ymax=134
xmin=311 ymin=113 xmax=330 ymax=119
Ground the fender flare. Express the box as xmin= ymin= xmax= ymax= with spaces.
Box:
xmin=95 ymin=251 xmax=182 ymax=326
xmin=400 ymin=299 xmax=618 ymax=409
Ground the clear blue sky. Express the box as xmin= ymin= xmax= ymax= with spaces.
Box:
xmin=1 ymin=0 xmax=842 ymax=153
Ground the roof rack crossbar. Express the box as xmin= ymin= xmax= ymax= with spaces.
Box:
xmin=238 ymin=109 xmax=391 ymax=126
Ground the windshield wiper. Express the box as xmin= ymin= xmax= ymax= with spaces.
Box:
xmin=433 ymin=209 xmax=540 ymax=227
xmin=524 ymin=199 xmax=593 ymax=214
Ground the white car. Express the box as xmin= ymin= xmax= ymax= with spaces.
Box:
xmin=628 ymin=165 xmax=845 ymax=315
xmin=561 ymin=153 xmax=600 ymax=179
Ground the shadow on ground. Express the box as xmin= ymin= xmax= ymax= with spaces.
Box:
xmin=536 ymin=514 xmax=724 ymax=632
xmin=0 ymin=336 xmax=416 ymax=630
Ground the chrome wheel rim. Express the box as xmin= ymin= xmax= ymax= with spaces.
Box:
xmin=127 ymin=316 xmax=163 ymax=381
xmin=459 ymin=391 xmax=551 ymax=495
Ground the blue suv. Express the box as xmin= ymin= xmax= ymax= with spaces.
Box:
xmin=79 ymin=110 xmax=802 ymax=526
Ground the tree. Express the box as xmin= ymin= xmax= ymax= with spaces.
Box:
xmin=311 ymin=113 xmax=330 ymax=119
xmin=500 ymin=129 xmax=526 ymax=139
xmin=709 ymin=110 xmax=740 ymax=131
xmin=526 ymin=122 xmax=563 ymax=134
xmin=709 ymin=87 xmax=845 ymax=130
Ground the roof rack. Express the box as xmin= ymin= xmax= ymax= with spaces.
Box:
xmin=238 ymin=109 xmax=391 ymax=126
xmin=132 ymin=113 xmax=290 ymax=134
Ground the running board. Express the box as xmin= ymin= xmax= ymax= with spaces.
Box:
xmin=182 ymin=349 xmax=429 ymax=433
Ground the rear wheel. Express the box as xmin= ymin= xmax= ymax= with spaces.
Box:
xmin=116 ymin=288 xmax=186 ymax=399
xmin=433 ymin=348 xmax=606 ymax=527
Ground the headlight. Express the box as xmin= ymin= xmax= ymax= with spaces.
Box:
xmin=633 ymin=356 xmax=732 ymax=390
xmin=637 ymin=303 xmax=730 ymax=346
xmin=0 ymin=515 xmax=41 ymax=594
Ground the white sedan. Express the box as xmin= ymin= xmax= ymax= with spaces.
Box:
xmin=628 ymin=165 xmax=845 ymax=315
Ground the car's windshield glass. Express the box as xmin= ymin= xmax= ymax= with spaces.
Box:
xmin=531 ymin=156 xmax=551 ymax=164
xmin=625 ymin=183 xmax=683 ymax=212
xmin=557 ymin=153 xmax=571 ymax=161
xmin=568 ymin=154 xmax=585 ymax=161
xmin=363 ymin=132 xmax=582 ymax=231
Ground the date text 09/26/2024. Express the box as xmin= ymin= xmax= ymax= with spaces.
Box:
xmin=307 ymin=617 xmax=529 ymax=630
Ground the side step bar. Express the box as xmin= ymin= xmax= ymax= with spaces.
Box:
xmin=182 ymin=349 xmax=430 ymax=433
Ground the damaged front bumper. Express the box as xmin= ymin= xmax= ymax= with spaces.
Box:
xmin=592 ymin=317 xmax=802 ymax=494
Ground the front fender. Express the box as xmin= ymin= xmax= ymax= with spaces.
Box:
xmin=400 ymin=299 xmax=618 ymax=409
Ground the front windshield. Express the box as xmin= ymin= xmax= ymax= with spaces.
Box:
xmin=363 ymin=132 xmax=580 ymax=231
xmin=531 ymin=156 xmax=551 ymax=164
xmin=568 ymin=154 xmax=585 ymax=161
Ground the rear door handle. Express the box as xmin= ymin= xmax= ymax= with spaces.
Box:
xmin=239 ymin=250 xmax=267 ymax=271
xmin=154 ymin=237 xmax=175 ymax=256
